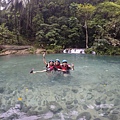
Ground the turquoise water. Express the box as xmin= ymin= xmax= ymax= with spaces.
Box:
xmin=0 ymin=54 xmax=119 ymax=86
xmin=0 ymin=54 xmax=120 ymax=119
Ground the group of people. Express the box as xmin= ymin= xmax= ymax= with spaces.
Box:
xmin=30 ymin=53 xmax=74 ymax=75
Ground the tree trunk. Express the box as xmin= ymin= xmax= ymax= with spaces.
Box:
xmin=84 ymin=20 xmax=88 ymax=48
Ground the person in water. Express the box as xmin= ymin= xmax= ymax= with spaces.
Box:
xmin=43 ymin=53 xmax=55 ymax=72
xmin=60 ymin=60 xmax=74 ymax=74
xmin=54 ymin=59 xmax=62 ymax=71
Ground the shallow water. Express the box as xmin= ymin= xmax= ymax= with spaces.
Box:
xmin=0 ymin=54 xmax=120 ymax=120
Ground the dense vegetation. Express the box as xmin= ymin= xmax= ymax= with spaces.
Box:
xmin=0 ymin=0 xmax=120 ymax=55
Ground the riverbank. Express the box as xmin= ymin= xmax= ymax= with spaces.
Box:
xmin=0 ymin=45 xmax=46 ymax=56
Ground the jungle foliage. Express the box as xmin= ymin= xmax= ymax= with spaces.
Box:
xmin=0 ymin=0 xmax=120 ymax=55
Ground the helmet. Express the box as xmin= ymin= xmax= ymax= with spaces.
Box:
xmin=49 ymin=60 xmax=54 ymax=63
xmin=62 ymin=60 xmax=67 ymax=63
xmin=55 ymin=59 xmax=60 ymax=63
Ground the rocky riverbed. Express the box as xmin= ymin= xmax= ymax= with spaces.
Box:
xmin=0 ymin=78 xmax=120 ymax=120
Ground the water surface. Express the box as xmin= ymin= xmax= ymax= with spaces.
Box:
xmin=0 ymin=54 xmax=120 ymax=120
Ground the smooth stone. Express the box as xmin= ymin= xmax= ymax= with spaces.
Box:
xmin=93 ymin=118 xmax=101 ymax=120
xmin=6 ymin=89 xmax=13 ymax=94
xmin=0 ymin=87 xmax=4 ymax=93
xmin=114 ymin=99 xmax=120 ymax=106
xmin=111 ymin=110 xmax=119 ymax=114
xmin=82 ymin=104 xmax=88 ymax=110
xmin=66 ymin=100 xmax=73 ymax=105
xmin=7 ymin=113 xmax=19 ymax=120
xmin=27 ymin=110 xmax=39 ymax=115
xmin=47 ymin=101 xmax=62 ymax=113
xmin=109 ymin=114 xmax=118 ymax=120
xmin=106 ymin=91 xmax=113 ymax=97
xmin=74 ymin=99 xmax=78 ymax=104
xmin=86 ymin=93 xmax=93 ymax=100
xmin=63 ymin=92 xmax=66 ymax=96
xmin=16 ymin=101 xmax=23 ymax=110
xmin=109 ymin=98 xmax=114 ymax=101
xmin=66 ymin=105 xmax=74 ymax=109
xmin=101 ymin=99 xmax=106 ymax=104
xmin=95 ymin=106 xmax=101 ymax=111
xmin=21 ymin=105 xmax=31 ymax=113
xmin=102 ymin=107 xmax=109 ymax=111
xmin=76 ymin=112 xmax=91 ymax=120
xmin=72 ymin=88 xmax=78 ymax=93
xmin=95 ymin=99 xmax=101 ymax=105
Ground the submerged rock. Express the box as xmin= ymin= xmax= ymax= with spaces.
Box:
xmin=109 ymin=114 xmax=118 ymax=120
xmin=0 ymin=87 xmax=4 ymax=93
xmin=114 ymin=99 xmax=120 ymax=106
xmin=76 ymin=112 xmax=91 ymax=120
xmin=47 ymin=101 xmax=62 ymax=113
xmin=72 ymin=88 xmax=78 ymax=93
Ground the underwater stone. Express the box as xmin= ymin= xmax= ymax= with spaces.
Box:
xmin=74 ymin=99 xmax=78 ymax=104
xmin=71 ymin=88 xmax=78 ymax=93
xmin=111 ymin=110 xmax=119 ymax=114
xmin=95 ymin=106 xmax=101 ymax=111
xmin=76 ymin=112 xmax=91 ymax=120
xmin=95 ymin=99 xmax=101 ymax=105
xmin=0 ymin=87 xmax=4 ymax=93
xmin=82 ymin=104 xmax=88 ymax=110
xmin=66 ymin=105 xmax=74 ymax=109
xmin=16 ymin=101 xmax=23 ymax=110
xmin=66 ymin=100 xmax=73 ymax=105
xmin=47 ymin=101 xmax=62 ymax=113
xmin=114 ymin=99 xmax=120 ymax=106
xmin=86 ymin=93 xmax=93 ymax=100
xmin=63 ymin=92 xmax=67 ymax=97
xmin=93 ymin=118 xmax=101 ymax=120
xmin=7 ymin=113 xmax=19 ymax=120
xmin=109 ymin=114 xmax=118 ymax=120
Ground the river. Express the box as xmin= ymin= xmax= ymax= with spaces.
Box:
xmin=0 ymin=54 xmax=120 ymax=120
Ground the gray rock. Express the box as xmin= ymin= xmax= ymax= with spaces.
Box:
xmin=95 ymin=106 xmax=101 ymax=111
xmin=0 ymin=87 xmax=4 ymax=93
xmin=114 ymin=99 xmax=120 ymax=106
xmin=76 ymin=112 xmax=91 ymax=120
xmin=109 ymin=114 xmax=118 ymax=120
xmin=66 ymin=100 xmax=73 ymax=105
xmin=82 ymin=104 xmax=88 ymax=110
xmin=63 ymin=92 xmax=67 ymax=97
xmin=111 ymin=110 xmax=119 ymax=114
xmin=95 ymin=99 xmax=101 ymax=105
xmin=72 ymin=88 xmax=78 ymax=93
xmin=93 ymin=118 xmax=101 ymax=120
xmin=74 ymin=99 xmax=78 ymax=104
xmin=66 ymin=105 xmax=74 ymax=109
xmin=86 ymin=93 xmax=93 ymax=100
xmin=16 ymin=101 xmax=23 ymax=110
xmin=47 ymin=101 xmax=62 ymax=113
xmin=7 ymin=113 xmax=19 ymax=120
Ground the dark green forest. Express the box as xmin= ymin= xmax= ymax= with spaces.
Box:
xmin=0 ymin=0 xmax=120 ymax=55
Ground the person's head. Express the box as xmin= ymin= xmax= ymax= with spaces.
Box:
xmin=49 ymin=60 xmax=54 ymax=65
xmin=62 ymin=60 xmax=67 ymax=66
xmin=55 ymin=59 xmax=60 ymax=65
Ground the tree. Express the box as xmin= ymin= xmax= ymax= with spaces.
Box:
xmin=77 ymin=3 xmax=95 ymax=48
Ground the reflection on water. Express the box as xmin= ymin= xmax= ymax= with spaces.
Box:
xmin=0 ymin=54 xmax=120 ymax=120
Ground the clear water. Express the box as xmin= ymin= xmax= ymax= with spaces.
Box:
xmin=0 ymin=54 xmax=120 ymax=119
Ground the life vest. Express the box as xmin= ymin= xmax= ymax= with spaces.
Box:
xmin=46 ymin=65 xmax=54 ymax=71
xmin=61 ymin=65 xmax=71 ymax=73
xmin=54 ymin=64 xmax=62 ymax=69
